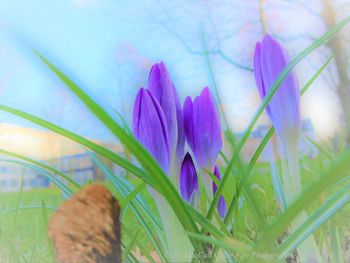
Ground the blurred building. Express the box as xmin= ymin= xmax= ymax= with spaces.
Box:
xmin=0 ymin=124 xmax=123 ymax=192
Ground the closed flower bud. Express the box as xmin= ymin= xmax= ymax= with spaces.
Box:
xmin=132 ymin=88 xmax=170 ymax=172
xmin=253 ymin=35 xmax=301 ymax=144
xmin=183 ymin=87 xmax=222 ymax=170
xmin=180 ymin=152 xmax=199 ymax=205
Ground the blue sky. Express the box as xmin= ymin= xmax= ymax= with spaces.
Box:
xmin=0 ymin=0 xmax=343 ymax=140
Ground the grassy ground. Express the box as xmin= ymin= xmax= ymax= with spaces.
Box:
xmin=0 ymin=180 xmax=157 ymax=263
xmin=0 ymin=188 xmax=62 ymax=263
xmin=1 ymin=157 xmax=349 ymax=262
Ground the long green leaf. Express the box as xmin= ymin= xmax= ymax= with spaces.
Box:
xmin=120 ymin=182 xmax=146 ymax=208
xmin=90 ymin=153 xmax=167 ymax=262
xmin=32 ymin=51 xmax=205 ymax=255
xmin=123 ymin=229 xmax=141 ymax=263
xmin=122 ymin=223 xmax=156 ymax=263
xmin=257 ymin=150 xmax=350 ymax=250
xmin=277 ymin=182 xmax=350 ymax=259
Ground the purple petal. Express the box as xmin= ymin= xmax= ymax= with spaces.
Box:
xmin=253 ymin=42 xmax=265 ymax=98
xmin=148 ymin=62 xmax=178 ymax=152
xmin=254 ymin=35 xmax=300 ymax=141
xmin=183 ymin=96 xmax=195 ymax=152
xmin=173 ymin=83 xmax=185 ymax=164
xmin=180 ymin=152 xmax=199 ymax=203
xmin=192 ymin=87 xmax=222 ymax=169
xmin=132 ymin=88 xmax=170 ymax=172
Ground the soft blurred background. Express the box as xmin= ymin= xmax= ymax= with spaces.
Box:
xmin=0 ymin=0 xmax=348 ymax=191
xmin=1 ymin=0 xmax=350 ymax=138
xmin=1 ymin=0 xmax=350 ymax=190
xmin=1 ymin=1 xmax=350 ymax=261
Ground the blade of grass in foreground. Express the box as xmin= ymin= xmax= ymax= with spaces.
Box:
xmin=90 ymin=153 xmax=167 ymax=262
xmin=41 ymin=200 xmax=55 ymax=263
xmin=277 ymin=182 xmax=350 ymax=259
xmin=122 ymin=223 xmax=156 ymax=263
xmin=122 ymin=229 xmax=141 ymax=263
xmin=257 ymin=150 xmax=350 ymax=251
xmin=120 ymin=182 xmax=146 ymax=208
xmin=32 ymin=51 xmax=206 ymax=257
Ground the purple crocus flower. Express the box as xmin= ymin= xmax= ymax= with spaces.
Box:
xmin=180 ymin=152 xmax=199 ymax=204
xmin=133 ymin=88 xmax=170 ymax=172
xmin=183 ymin=87 xmax=222 ymax=170
xmin=213 ymin=166 xmax=227 ymax=218
xmin=148 ymin=62 xmax=184 ymax=160
xmin=173 ymin=84 xmax=185 ymax=163
xmin=253 ymin=35 xmax=301 ymax=144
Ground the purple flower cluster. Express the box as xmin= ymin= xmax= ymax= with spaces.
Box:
xmin=132 ymin=34 xmax=298 ymax=220
xmin=132 ymin=62 xmax=225 ymax=217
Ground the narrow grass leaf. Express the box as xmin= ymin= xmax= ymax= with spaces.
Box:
xmin=277 ymin=182 xmax=350 ymax=259
xmin=32 ymin=51 xmax=206 ymax=255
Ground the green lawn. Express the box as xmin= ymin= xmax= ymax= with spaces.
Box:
xmin=0 ymin=188 xmax=62 ymax=263
xmin=0 ymin=181 xmax=157 ymax=263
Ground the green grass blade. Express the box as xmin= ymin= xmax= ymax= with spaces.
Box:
xmin=186 ymin=204 xmax=228 ymax=238
xmin=186 ymin=232 xmax=252 ymax=253
xmin=12 ymin=175 xmax=24 ymax=233
xmin=89 ymin=153 xmax=162 ymax=231
xmin=122 ymin=229 xmax=141 ymax=263
xmin=269 ymin=161 xmax=287 ymax=211
xmin=120 ymin=182 xmax=146 ymax=208
xmin=300 ymin=55 xmax=333 ymax=95
xmin=41 ymin=200 xmax=55 ymax=263
xmin=32 ymin=51 xmax=206 ymax=255
xmin=257 ymin=150 xmax=350 ymax=249
xmin=305 ymin=136 xmax=334 ymax=161
xmin=277 ymin=182 xmax=350 ymax=259
xmin=122 ymin=223 xmax=156 ymax=263
xmin=90 ymin=153 xmax=167 ymax=261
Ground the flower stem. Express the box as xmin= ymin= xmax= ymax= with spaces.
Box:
xmin=154 ymin=191 xmax=193 ymax=262
xmin=284 ymin=143 xmax=321 ymax=262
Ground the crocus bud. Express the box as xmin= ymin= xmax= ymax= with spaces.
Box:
xmin=253 ymin=35 xmax=301 ymax=144
xmin=180 ymin=153 xmax=199 ymax=205
xmin=213 ymin=166 xmax=227 ymax=219
xmin=148 ymin=62 xmax=178 ymax=156
xmin=173 ymin=84 xmax=185 ymax=164
xmin=183 ymin=87 xmax=222 ymax=170
xmin=132 ymin=88 xmax=170 ymax=172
